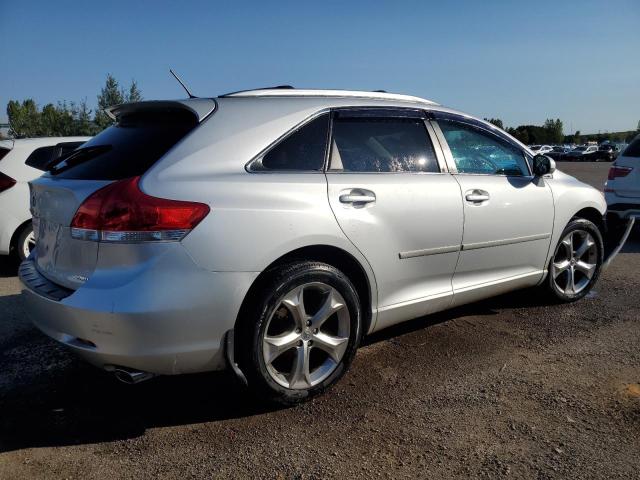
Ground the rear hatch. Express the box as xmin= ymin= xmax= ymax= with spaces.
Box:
xmin=611 ymin=136 xmax=640 ymax=198
xmin=29 ymin=99 xmax=215 ymax=290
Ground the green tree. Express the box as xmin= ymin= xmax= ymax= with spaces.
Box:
xmin=543 ymin=118 xmax=564 ymax=144
xmin=94 ymin=74 xmax=125 ymax=130
xmin=484 ymin=117 xmax=504 ymax=130
xmin=7 ymin=99 xmax=41 ymax=137
xmin=126 ymin=80 xmax=143 ymax=103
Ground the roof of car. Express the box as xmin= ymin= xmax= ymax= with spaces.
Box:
xmin=221 ymin=88 xmax=439 ymax=107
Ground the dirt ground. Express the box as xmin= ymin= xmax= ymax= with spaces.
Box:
xmin=0 ymin=162 xmax=638 ymax=479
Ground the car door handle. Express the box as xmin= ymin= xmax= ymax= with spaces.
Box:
xmin=465 ymin=190 xmax=490 ymax=203
xmin=339 ymin=189 xmax=376 ymax=205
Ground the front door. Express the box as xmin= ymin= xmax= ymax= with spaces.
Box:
xmin=325 ymin=109 xmax=464 ymax=330
xmin=432 ymin=116 xmax=554 ymax=306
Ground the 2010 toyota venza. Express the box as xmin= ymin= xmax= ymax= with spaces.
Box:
xmin=20 ymin=88 xmax=616 ymax=403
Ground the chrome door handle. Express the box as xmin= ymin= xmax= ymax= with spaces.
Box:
xmin=465 ymin=190 xmax=490 ymax=203
xmin=339 ymin=189 xmax=376 ymax=205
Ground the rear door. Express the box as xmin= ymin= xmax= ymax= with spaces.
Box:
xmin=325 ymin=108 xmax=463 ymax=330
xmin=431 ymin=114 xmax=554 ymax=305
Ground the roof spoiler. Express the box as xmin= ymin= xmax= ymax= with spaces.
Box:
xmin=106 ymin=99 xmax=216 ymax=123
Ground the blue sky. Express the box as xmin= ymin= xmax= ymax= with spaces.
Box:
xmin=1 ymin=0 xmax=638 ymax=133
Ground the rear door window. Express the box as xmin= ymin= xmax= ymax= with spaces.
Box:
xmin=49 ymin=110 xmax=198 ymax=180
xmin=329 ymin=115 xmax=439 ymax=173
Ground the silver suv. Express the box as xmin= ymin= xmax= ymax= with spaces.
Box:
xmin=20 ymin=89 xmax=610 ymax=404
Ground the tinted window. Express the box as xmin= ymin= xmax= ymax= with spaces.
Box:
xmin=49 ymin=110 xmax=197 ymax=180
xmin=255 ymin=114 xmax=329 ymax=171
xmin=439 ymin=120 xmax=529 ymax=176
xmin=25 ymin=146 xmax=56 ymax=170
xmin=0 ymin=148 xmax=10 ymax=163
xmin=622 ymin=136 xmax=640 ymax=157
xmin=330 ymin=116 xmax=439 ymax=173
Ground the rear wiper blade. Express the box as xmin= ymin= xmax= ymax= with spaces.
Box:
xmin=47 ymin=145 xmax=111 ymax=174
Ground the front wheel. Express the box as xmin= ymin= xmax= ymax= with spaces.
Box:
xmin=546 ymin=218 xmax=603 ymax=302
xmin=236 ymin=261 xmax=362 ymax=405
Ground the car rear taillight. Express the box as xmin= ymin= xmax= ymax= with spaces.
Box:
xmin=70 ymin=176 xmax=210 ymax=242
xmin=607 ymin=165 xmax=633 ymax=180
xmin=0 ymin=172 xmax=16 ymax=193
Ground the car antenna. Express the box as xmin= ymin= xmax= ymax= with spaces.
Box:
xmin=169 ymin=69 xmax=197 ymax=98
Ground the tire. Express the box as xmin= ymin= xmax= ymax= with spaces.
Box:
xmin=545 ymin=218 xmax=603 ymax=302
xmin=13 ymin=222 xmax=35 ymax=262
xmin=236 ymin=261 xmax=362 ymax=405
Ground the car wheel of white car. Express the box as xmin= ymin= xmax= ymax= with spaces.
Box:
xmin=237 ymin=261 xmax=362 ymax=405
xmin=547 ymin=218 xmax=603 ymax=302
xmin=16 ymin=223 xmax=36 ymax=262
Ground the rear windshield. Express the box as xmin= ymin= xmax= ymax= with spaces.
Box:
xmin=49 ymin=110 xmax=198 ymax=179
xmin=622 ymin=135 xmax=640 ymax=158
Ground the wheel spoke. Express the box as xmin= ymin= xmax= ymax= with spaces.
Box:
xmin=562 ymin=233 xmax=574 ymax=257
xmin=309 ymin=289 xmax=345 ymax=330
xmin=565 ymin=266 xmax=576 ymax=294
xmin=289 ymin=343 xmax=311 ymax=388
xmin=574 ymin=236 xmax=594 ymax=259
xmin=575 ymin=260 xmax=596 ymax=279
xmin=281 ymin=285 xmax=309 ymax=329
xmin=312 ymin=331 xmax=349 ymax=363
xmin=553 ymin=259 xmax=570 ymax=276
xmin=263 ymin=331 xmax=300 ymax=364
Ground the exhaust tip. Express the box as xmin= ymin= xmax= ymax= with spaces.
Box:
xmin=113 ymin=368 xmax=155 ymax=384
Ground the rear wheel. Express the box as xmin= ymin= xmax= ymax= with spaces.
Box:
xmin=546 ymin=218 xmax=603 ymax=302
xmin=237 ymin=261 xmax=362 ymax=405
xmin=14 ymin=222 xmax=35 ymax=262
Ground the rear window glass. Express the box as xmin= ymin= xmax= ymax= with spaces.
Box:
xmin=25 ymin=146 xmax=56 ymax=170
xmin=49 ymin=110 xmax=198 ymax=179
xmin=622 ymin=135 xmax=640 ymax=157
xmin=0 ymin=148 xmax=10 ymax=162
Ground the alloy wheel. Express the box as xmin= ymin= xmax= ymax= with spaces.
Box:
xmin=551 ymin=230 xmax=598 ymax=295
xmin=22 ymin=231 xmax=36 ymax=259
xmin=262 ymin=282 xmax=350 ymax=389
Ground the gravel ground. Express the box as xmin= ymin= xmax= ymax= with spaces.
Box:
xmin=1 ymin=162 xmax=638 ymax=479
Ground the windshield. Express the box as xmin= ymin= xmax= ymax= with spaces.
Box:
xmin=573 ymin=146 xmax=587 ymax=152
xmin=552 ymin=147 xmax=564 ymax=152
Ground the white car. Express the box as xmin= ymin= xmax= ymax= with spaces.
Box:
xmin=0 ymin=137 xmax=89 ymax=260
xmin=529 ymin=145 xmax=553 ymax=155
xmin=605 ymin=135 xmax=640 ymax=221
xmin=19 ymin=89 xmax=623 ymax=404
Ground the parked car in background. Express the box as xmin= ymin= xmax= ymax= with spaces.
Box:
xmin=547 ymin=146 xmax=571 ymax=161
xmin=564 ymin=145 xmax=599 ymax=161
xmin=594 ymin=144 xmax=620 ymax=162
xmin=605 ymin=135 xmax=640 ymax=222
xmin=19 ymin=89 xmax=613 ymax=404
xmin=529 ymin=145 xmax=553 ymax=155
xmin=0 ymin=137 xmax=90 ymax=261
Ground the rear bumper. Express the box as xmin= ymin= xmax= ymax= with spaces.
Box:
xmin=19 ymin=250 xmax=259 ymax=375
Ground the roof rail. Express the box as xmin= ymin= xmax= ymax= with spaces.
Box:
xmin=221 ymin=85 xmax=294 ymax=96
xmin=220 ymin=88 xmax=438 ymax=105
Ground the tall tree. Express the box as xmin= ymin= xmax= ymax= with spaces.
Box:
xmin=7 ymin=99 xmax=41 ymax=138
xmin=126 ymin=80 xmax=143 ymax=103
xmin=94 ymin=74 xmax=125 ymax=130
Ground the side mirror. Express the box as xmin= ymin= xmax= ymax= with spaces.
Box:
xmin=532 ymin=154 xmax=556 ymax=177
